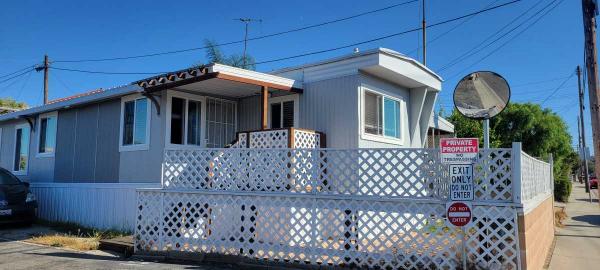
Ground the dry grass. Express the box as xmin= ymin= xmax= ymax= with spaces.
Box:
xmin=554 ymin=206 xmax=567 ymax=227
xmin=28 ymin=234 xmax=100 ymax=251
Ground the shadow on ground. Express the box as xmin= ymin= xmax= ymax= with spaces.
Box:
xmin=572 ymin=215 xmax=600 ymax=226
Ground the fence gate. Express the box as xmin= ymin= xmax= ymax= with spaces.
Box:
xmin=135 ymin=144 xmax=553 ymax=269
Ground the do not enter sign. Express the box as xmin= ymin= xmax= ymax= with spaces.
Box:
xmin=446 ymin=202 xmax=472 ymax=227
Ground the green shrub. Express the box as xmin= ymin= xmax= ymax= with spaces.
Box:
xmin=554 ymin=178 xmax=572 ymax=202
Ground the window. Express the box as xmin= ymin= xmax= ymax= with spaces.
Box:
xmin=37 ymin=112 xmax=57 ymax=157
xmin=167 ymin=94 xmax=205 ymax=147
xmin=269 ymin=95 xmax=298 ymax=129
xmin=206 ymin=98 xmax=236 ymax=148
xmin=362 ymin=89 xmax=403 ymax=141
xmin=13 ymin=124 xmax=30 ymax=174
xmin=120 ymin=96 xmax=150 ymax=151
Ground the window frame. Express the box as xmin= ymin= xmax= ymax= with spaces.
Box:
xmin=268 ymin=94 xmax=299 ymax=129
xmin=360 ymin=86 xmax=405 ymax=145
xmin=119 ymin=94 xmax=151 ymax=152
xmin=165 ymin=91 xmax=207 ymax=150
xmin=12 ymin=123 xmax=30 ymax=175
xmin=36 ymin=111 xmax=58 ymax=158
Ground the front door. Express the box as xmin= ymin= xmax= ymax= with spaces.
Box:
xmin=205 ymin=98 xmax=237 ymax=147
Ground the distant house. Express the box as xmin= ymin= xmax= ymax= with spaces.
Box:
xmin=0 ymin=48 xmax=442 ymax=229
xmin=426 ymin=114 xmax=455 ymax=148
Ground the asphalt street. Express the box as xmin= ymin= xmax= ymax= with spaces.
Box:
xmin=0 ymin=235 xmax=231 ymax=270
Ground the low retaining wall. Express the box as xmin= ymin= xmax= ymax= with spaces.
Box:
xmin=30 ymin=182 xmax=160 ymax=231
xmin=518 ymin=195 xmax=555 ymax=270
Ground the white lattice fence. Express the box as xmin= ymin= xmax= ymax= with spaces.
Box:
xmin=520 ymin=151 xmax=552 ymax=202
xmin=293 ymin=129 xmax=321 ymax=148
xmin=249 ymin=129 xmax=289 ymax=148
xmin=162 ymin=148 xmax=513 ymax=201
xmin=136 ymin=190 xmax=519 ymax=269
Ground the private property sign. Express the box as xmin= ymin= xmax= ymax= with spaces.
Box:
xmin=450 ymin=164 xmax=474 ymax=201
xmin=446 ymin=201 xmax=472 ymax=227
xmin=440 ymin=138 xmax=479 ymax=164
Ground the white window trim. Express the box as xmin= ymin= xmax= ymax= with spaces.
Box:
xmin=12 ymin=123 xmax=30 ymax=175
xmin=119 ymin=94 xmax=151 ymax=152
xmin=360 ymin=85 xmax=405 ymax=145
xmin=268 ymin=94 xmax=300 ymax=128
xmin=165 ymin=90 xmax=207 ymax=150
xmin=36 ymin=111 xmax=58 ymax=158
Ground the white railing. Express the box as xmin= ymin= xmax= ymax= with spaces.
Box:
xmin=135 ymin=146 xmax=534 ymax=269
xmin=520 ymin=150 xmax=553 ymax=202
xmin=136 ymin=190 xmax=519 ymax=269
xmin=162 ymin=148 xmax=513 ymax=202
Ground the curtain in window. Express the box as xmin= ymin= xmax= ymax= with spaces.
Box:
xmin=364 ymin=92 xmax=382 ymax=135
xmin=39 ymin=116 xmax=57 ymax=153
xmin=187 ymin=100 xmax=202 ymax=145
xmin=123 ymin=101 xmax=135 ymax=145
xmin=14 ymin=127 xmax=30 ymax=171
xmin=282 ymin=101 xmax=294 ymax=128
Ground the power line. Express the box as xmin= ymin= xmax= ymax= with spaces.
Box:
xmin=0 ymin=69 xmax=35 ymax=85
xmin=540 ymin=72 xmax=576 ymax=106
xmin=446 ymin=0 xmax=564 ymax=78
xmin=254 ymin=0 xmax=522 ymax=65
xmin=407 ymin=0 xmax=502 ymax=56
xmin=50 ymin=66 xmax=168 ymax=75
xmin=0 ymin=65 xmax=35 ymax=79
xmin=437 ymin=0 xmax=548 ymax=72
xmin=52 ymin=0 xmax=418 ymax=63
xmin=511 ymin=75 xmax=573 ymax=87
xmin=50 ymin=0 xmax=522 ymax=75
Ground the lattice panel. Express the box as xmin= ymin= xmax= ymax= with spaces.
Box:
xmin=230 ymin=133 xmax=247 ymax=148
xmin=465 ymin=206 xmax=520 ymax=270
xmin=521 ymin=152 xmax=552 ymax=202
xmin=249 ymin=130 xmax=289 ymax=148
xmin=293 ymin=130 xmax=320 ymax=148
xmin=135 ymin=190 xmax=520 ymax=269
xmin=162 ymin=149 xmax=514 ymax=202
xmin=473 ymin=149 xmax=513 ymax=201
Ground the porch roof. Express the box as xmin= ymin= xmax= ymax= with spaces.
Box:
xmin=134 ymin=63 xmax=303 ymax=97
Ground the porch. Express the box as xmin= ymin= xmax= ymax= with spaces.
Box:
xmin=134 ymin=63 xmax=320 ymax=149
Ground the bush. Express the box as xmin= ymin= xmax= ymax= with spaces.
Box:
xmin=554 ymin=178 xmax=572 ymax=202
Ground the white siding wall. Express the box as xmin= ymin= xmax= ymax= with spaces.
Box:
xmin=30 ymin=183 xmax=160 ymax=231
xmin=299 ymin=75 xmax=360 ymax=148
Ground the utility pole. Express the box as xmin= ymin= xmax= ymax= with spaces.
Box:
xmin=235 ymin=18 xmax=262 ymax=69
xmin=35 ymin=54 xmax=50 ymax=104
xmin=422 ymin=0 xmax=426 ymax=65
xmin=582 ymin=0 xmax=600 ymax=179
xmin=577 ymin=66 xmax=592 ymax=201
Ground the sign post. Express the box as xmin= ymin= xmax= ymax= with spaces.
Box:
xmin=446 ymin=201 xmax=472 ymax=270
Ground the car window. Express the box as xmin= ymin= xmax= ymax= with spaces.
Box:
xmin=0 ymin=169 xmax=20 ymax=185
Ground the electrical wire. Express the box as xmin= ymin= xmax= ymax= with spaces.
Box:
xmin=48 ymin=0 xmax=522 ymax=75
xmin=540 ymin=72 xmax=576 ymax=106
xmin=254 ymin=0 xmax=522 ymax=65
xmin=446 ymin=0 xmax=564 ymax=79
xmin=52 ymin=0 xmax=418 ymax=63
xmin=49 ymin=67 xmax=168 ymax=75
xmin=0 ymin=65 xmax=35 ymax=79
xmin=0 ymin=69 xmax=35 ymax=85
xmin=437 ymin=0 xmax=547 ymax=72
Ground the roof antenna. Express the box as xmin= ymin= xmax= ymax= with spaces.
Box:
xmin=234 ymin=18 xmax=262 ymax=69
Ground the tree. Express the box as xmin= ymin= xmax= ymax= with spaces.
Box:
xmin=448 ymin=102 xmax=578 ymax=180
xmin=0 ymin=98 xmax=27 ymax=114
xmin=202 ymin=39 xmax=256 ymax=70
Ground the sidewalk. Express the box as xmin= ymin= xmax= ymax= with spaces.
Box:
xmin=548 ymin=183 xmax=600 ymax=269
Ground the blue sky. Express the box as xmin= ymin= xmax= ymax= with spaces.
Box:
xmin=0 ymin=0 xmax=591 ymax=150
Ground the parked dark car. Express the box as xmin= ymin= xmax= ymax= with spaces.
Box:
xmin=0 ymin=168 xmax=37 ymax=225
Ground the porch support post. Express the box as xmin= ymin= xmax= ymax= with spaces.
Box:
xmin=261 ymin=86 xmax=269 ymax=130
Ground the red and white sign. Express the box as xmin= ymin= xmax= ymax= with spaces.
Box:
xmin=440 ymin=138 xmax=479 ymax=164
xmin=446 ymin=201 xmax=472 ymax=227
